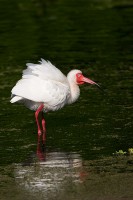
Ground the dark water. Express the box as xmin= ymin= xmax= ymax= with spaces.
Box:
xmin=0 ymin=0 xmax=133 ymax=199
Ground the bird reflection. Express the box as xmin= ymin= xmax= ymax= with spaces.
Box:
xmin=14 ymin=148 xmax=87 ymax=199
xmin=36 ymin=141 xmax=46 ymax=161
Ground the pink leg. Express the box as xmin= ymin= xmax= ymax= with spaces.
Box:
xmin=35 ymin=104 xmax=44 ymax=140
xmin=42 ymin=113 xmax=46 ymax=144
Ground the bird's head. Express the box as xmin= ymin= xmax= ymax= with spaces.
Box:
xmin=67 ymin=69 xmax=101 ymax=90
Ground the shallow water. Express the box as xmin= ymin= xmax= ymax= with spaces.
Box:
xmin=0 ymin=0 xmax=133 ymax=199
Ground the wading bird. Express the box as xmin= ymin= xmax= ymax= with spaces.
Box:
xmin=10 ymin=59 xmax=101 ymax=144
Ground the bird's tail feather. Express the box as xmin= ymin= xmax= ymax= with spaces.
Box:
xmin=10 ymin=96 xmax=23 ymax=103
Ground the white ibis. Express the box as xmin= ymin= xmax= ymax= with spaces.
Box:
xmin=10 ymin=59 xmax=101 ymax=143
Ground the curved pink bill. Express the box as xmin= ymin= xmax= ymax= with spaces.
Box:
xmin=82 ymin=76 xmax=103 ymax=91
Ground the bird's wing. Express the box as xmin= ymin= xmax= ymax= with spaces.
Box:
xmin=23 ymin=59 xmax=68 ymax=84
xmin=11 ymin=75 xmax=70 ymax=106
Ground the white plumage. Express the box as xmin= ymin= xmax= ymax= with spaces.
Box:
xmin=11 ymin=59 xmax=80 ymax=112
xmin=10 ymin=59 xmax=99 ymax=143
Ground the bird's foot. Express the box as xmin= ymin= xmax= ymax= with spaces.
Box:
xmin=37 ymin=129 xmax=46 ymax=146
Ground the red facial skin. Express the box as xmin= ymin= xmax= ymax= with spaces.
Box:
xmin=76 ymin=73 xmax=85 ymax=85
xmin=76 ymin=73 xmax=97 ymax=85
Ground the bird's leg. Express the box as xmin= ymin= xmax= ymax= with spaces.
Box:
xmin=35 ymin=104 xmax=44 ymax=142
xmin=42 ymin=112 xmax=46 ymax=145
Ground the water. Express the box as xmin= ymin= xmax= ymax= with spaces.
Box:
xmin=0 ymin=0 xmax=133 ymax=199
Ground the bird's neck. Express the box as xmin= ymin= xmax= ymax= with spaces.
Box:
xmin=67 ymin=81 xmax=80 ymax=104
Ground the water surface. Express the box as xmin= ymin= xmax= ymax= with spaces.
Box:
xmin=0 ymin=0 xmax=133 ymax=199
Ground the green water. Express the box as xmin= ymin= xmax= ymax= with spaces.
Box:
xmin=0 ymin=0 xmax=133 ymax=199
